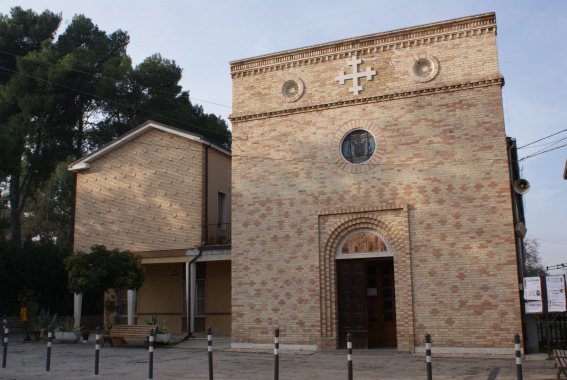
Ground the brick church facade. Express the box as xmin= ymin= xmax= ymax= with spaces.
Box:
xmin=229 ymin=13 xmax=522 ymax=354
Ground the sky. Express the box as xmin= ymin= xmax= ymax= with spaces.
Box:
xmin=1 ymin=0 xmax=566 ymax=270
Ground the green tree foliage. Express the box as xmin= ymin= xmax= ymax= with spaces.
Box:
xmin=6 ymin=15 xmax=133 ymax=246
xmin=0 ymin=7 xmax=62 ymax=246
xmin=0 ymin=7 xmax=61 ymax=84
xmin=23 ymin=158 xmax=74 ymax=243
xmin=524 ymin=237 xmax=547 ymax=277
xmin=0 ymin=240 xmax=72 ymax=316
xmin=64 ymin=245 xmax=145 ymax=295
xmin=99 ymin=53 xmax=231 ymax=149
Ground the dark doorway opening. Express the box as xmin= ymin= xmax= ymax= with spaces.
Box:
xmin=337 ymin=258 xmax=396 ymax=349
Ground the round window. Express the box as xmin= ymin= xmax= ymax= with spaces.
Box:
xmin=331 ymin=120 xmax=386 ymax=174
xmin=341 ymin=129 xmax=376 ymax=164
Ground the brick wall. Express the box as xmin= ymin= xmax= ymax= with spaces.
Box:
xmin=230 ymin=13 xmax=522 ymax=351
xmin=74 ymin=128 xmax=205 ymax=253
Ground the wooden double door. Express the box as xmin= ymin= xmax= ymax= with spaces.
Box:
xmin=337 ymin=258 xmax=397 ymax=349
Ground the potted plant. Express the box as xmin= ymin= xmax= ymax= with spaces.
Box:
xmin=81 ymin=328 xmax=90 ymax=343
xmin=35 ymin=309 xmax=57 ymax=341
xmin=29 ymin=324 xmax=42 ymax=342
xmin=103 ymin=294 xmax=125 ymax=345
xmin=145 ymin=315 xmax=171 ymax=344
xmin=54 ymin=317 xmax=82 ymax=343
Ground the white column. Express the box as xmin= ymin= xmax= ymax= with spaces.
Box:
xmin=73 ymin=293 xmax=83 ymax=329
xmin=127 ymin=289 xmax=136 ymax=325
xmin=185 ymin=262 xmax=190 ymax=334
xmin=190 ymin=261 xmax=197 ymax=334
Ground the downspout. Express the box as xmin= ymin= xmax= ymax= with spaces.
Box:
xmin=205 ymin=145 xmax=209 ymax=244
xmin=184 ymin=245 xmax=204 ymax=340
xmin=185 ymin=143 xmax=209 ymax=339
xmin=507 ymin=137 xmax=527 ymax=348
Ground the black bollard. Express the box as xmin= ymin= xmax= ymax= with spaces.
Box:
xmin=514 ymin=334 xmax=523 ymax=380
xmin=208 ymin=327 xmax=214 ymax=380
xmin=46 ymin=330 xmax=52 ymax=372
xmin=148 ymin=329 xmax=155 ymax=379
xmin=347 ymin=333 xmax=353 ymax=380
xmin=94 ymin=327 xmax=101 ymax=375
xmin=274 ymin=328 xmax=280 ymax=380
xmin=425 ymin=334 xmax=432 ymax=380
xmin=2 ymin=321 xmax=8 ymax=368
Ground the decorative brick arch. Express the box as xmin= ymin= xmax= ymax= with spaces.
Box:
xmin=317 ymin=207 xmax=414 ymax=351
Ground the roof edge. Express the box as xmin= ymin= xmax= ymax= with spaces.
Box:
xmin=230 ymin=12 xmax=496 ymax=68
xmin=68 ymin=120 xmax=230 ymax=172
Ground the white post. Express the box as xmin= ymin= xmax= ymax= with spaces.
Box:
xmin=185 ymin=262 xmax=190 ymax=334
xmin=127 ymin=289 xmax=136 ymax=325
xmin=190 ymin=261 xmax=197 ymax=334
xmin=74 ymin=293 xmax=83 ymax=329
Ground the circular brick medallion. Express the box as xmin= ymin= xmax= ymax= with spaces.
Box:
xmin=411 ymin=56 xmax=439 ymax=83
xmin=282 ymin=78 xmax=305 ymax=102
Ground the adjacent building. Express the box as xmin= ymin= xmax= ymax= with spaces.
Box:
xmin=69 ymin=121 xmax=231 ymax=335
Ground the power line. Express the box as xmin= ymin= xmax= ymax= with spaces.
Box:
xmin=0 ymin=65 xmax=232 ymax=142
xmin=519 ymin=135 xmax=567 ymax=160
xmin=519 ymin=143 xmax=567 ymax=162
xmin=2 ymin=62 xmax=520 ymax=166
xmin=2 ymin=51 xmax=564 ymax=163
xmin=520 ymin=137 xmax=567 ymax=150
xmin=0 ymin=49 xmax=232 ymax=109
xmin=518 ymin=128 xmax=567 ymax=149
xmin=527 ymin=234 xmax=567 ymax=245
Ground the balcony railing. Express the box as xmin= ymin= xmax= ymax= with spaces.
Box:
xmin=207 ymin=223 xmax=231 ymax=245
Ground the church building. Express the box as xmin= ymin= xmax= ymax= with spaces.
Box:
xmin=229 ymin=13 xmax=523 ymax=355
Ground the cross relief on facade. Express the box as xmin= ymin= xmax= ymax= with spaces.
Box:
xmin=335 ymin=56 xmax=376 ymax=95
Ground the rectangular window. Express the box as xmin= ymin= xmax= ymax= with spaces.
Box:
xmin=116 ymin=289 xmax=137 ymax=317
xmin=217 ymin=191 xmax=227 ymax=228
xmin=195 ymin=279 xmax=206 ymax=317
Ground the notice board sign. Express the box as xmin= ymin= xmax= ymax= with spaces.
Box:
xmin=546 ymin=275 xmax=567 ymax=312
xmin=524 ymin=275 xmax=567 ymax=314
xmin=524 ymin=276 xmax=543 ymax=314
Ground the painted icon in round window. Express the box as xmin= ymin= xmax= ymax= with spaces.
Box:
xmin=341 ymin=129 xmax=376 ymax=164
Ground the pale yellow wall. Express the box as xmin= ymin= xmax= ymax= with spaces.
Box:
xmin=205 ymin=261 xmax=231 ymax=335
xmin=137 ymin=263 xmax=184 ymax=333
xmin=74 ymin=128 xmax=204 ymax=253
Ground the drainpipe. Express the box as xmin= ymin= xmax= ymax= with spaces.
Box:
xmin=507 ymin=137 xmax=527 ymax=349
xmin=204 ymin=145 xmax=209 ymax=244
xmin=185 ymin=244 xmax=204 ymax=339
xmin=184 ymin=141 xmax=210 ymax=339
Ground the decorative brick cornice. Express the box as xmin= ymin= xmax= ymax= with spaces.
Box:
xmin=318 ymin=204 xmax=405 ymax=217
xmin=229 ymin=76 xmax=504 ymax=122
xmin=230 ymin=13 xmax=496 ymax=78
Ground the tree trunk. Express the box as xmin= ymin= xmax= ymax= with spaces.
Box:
xmin=68 ymin=117 xmax=85 ymax=248
xmin=9 ymin=169 xmax=21 ymax=247
xmin=67 ymin=172 xmax=76 ymax=247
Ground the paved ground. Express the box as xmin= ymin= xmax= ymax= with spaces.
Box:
xmin=0 ymin=334 xmax=558 ymax=379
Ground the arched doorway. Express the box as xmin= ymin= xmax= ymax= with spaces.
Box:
xmin=336 ymin=230 xmax=396 ymax=349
